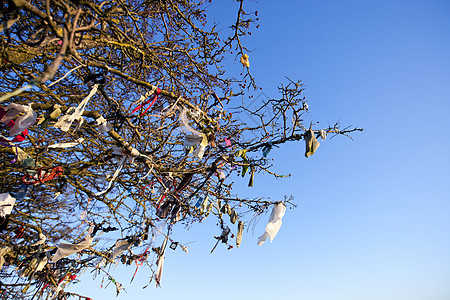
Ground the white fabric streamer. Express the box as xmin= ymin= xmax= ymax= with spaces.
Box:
xmin=257 ymin=202 xmax=286 ymax=246
xmin=0 ymin=193 xmax=15 ymax=217
xmin=47 ymin=138 xmax=84 ymax=149
xmin=193 ymin=137 xmax=208 ymax=158
xmin=184 ymin=134 xmax=204 ymax=147
xmin=96 ymin=144 xmax=142 ymax=196
xmin=137 ymin=165 xmax=154 ymax=185
xmin=155 ymin=235 xmax=169 ymax=287
xmin=48 ymin=65 xmax=84 ymax=87
xmin=95 ymin=239 xmax=134 ymax=268
xmin=236 ymin=221 xmax=244 ymax=248
xmin=160 ymin=98 xmax=180 ymax=117
xmin=54 ymin=84 xmax=98 ymax=132
xmin=112 ymin=239 xmax=133 ymax=259
xmin=51 ymin=230 xmax=94 ymax=262
xmin=179 ymin=107 xmax=202 ymax=136
xmin=95 ymin=155 xmax=127 ymax=196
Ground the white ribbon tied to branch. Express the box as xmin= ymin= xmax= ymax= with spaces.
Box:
xmin=155 ymin=235 xmax=169 ymax=287
xmin=95 ymin=146 xmax=141 ymax=196
xmin=51 ymin=225 xmax=94 ymax=263
xmin=257 ymin=202 xmax=286 ymax=246
xmin=0 ymin=193 xmax=16 ymax=217
xmin=54 ymin=84 xmax=98 ymax=132
xmin=47 ymin=138 xmax=84 ymax=149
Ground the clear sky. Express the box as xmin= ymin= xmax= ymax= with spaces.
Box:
xmin=70 ymin=1 xmax=450 ymax=299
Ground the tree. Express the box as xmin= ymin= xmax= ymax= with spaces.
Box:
xmin=0 ymin=0 xmax=362 ymax=299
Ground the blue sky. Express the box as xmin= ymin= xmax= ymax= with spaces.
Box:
xmin=71 ymin=1 xmax=450 ymax=299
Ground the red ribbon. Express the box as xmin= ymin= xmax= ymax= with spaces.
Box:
xmin=22 ymin=166 xmax=64 ymax=185
xmin=14 ymin=223 xmax=25 ymax=239
xmin=132 ymin=88 xmax=161 ymax=116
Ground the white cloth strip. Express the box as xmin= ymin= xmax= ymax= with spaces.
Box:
xmin=47 ymin=138 xmax=84 ymax=149
xmin=54 ymin=84 xmax=98 ymax=132
xmin=257 ymin=202 xmax=286 ymax=246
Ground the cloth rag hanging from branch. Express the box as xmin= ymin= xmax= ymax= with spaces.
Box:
xmin=257 ymin=202 xmax=286 ymax=246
